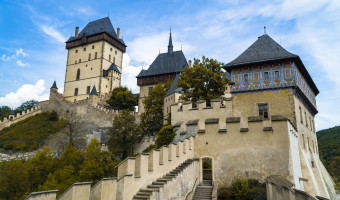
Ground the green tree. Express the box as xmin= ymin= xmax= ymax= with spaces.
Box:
xmin=106 ymin=86 xmax=137 ymax=111
xmin=140 ymin=80 xmax=172 ymax=136
xmin=15 ymin=100 xmax=39 ymax=114
xmin=155 ymin=124 xmax=175 ymax=148
xmin=0 ymin=106 xmax=11 ymax=121
xmin=177 ymin=56 xmax=229 ymax=104
xmin=107 ymin=110 xmax=141 ymax=159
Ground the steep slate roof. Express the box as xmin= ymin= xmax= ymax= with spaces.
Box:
xmin=137 ymin=32 xmax=188 ymax=78
xmin=50 ymin=81 xmax=58 ymax=89
xmin=108 ymin=63 xmax=121 ymax=74
xmin=165 ymin=73 xmax=182 ymax=96
xmin=224 ymin=34 xmax=297 ymax=67
xmin=66 ymin=17 xmax=126 ymax=46
xmin=223 ymin=34 xmax=319 ymax=95
xmin=136 ymin=50 xmax=188 ymax=78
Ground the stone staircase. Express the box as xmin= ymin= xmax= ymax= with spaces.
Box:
xmin=192 ymin=180 xmax=213 ymax=200
xmin=133 ymin=158 xmax=195 ymax=200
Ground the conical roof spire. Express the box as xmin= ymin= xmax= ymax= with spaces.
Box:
xmin=168 ymin=27 xmax=173 ymax=53
xmin=51 ymin=81 xmax=58 ymax=89
xmin=89 ymin=85 xmax=98 ymax=95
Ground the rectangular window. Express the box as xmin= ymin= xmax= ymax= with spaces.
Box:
xmin=305 ymin=112 xmax=308 ymax=127
xmin=264 ymin=72 xmax=269 ymax=80
xmin=167 ymin=107 xmax=168 ymax=113
xmin=309 ymin=117 xmax=312 ymax=131
xmin=95 ymin=52 xmax=97 ymax=59
xmin=258 ymin=104 xmax=268 ymax=119
xmin=83 ymin=48 xmax=86 ymax=51
xmin=92 ymin=45 xmax=95 ymax=49
xmin=299 ymin=106 xmax=303 ymax=124
xmin=274 ymin=71 xmax=280 ymax=79
xmin=307 ymin=137 xmax=310 ymax=151
xmin=113 ymin=57 xmax=116 ymax=64
xmin=75 ymin=50 xmax=78 ymax=53
xmin=79 ymin=59 xmax=81 ymax=63
xmin=86 ymin=86 xmax=91 ymax=94
xmin=88 ymin=54 xmax=91 ymax=61
xmin=244 ymin=74 xmax=249 ymax=82
xmin=115 ymin=50 xmax=117 ymax=54
xmin=74 ymin=88 xmax=78 ymax=96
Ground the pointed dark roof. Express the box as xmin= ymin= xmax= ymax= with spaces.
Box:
xmin=165 ymin=73 xmax=182 ymax=96
xmin=137 ymin=50 xmax=188 ymax=78
xmin=66 ymin=17 xmax=126 ymax=46
xmin=223 ymin=34 xmax=319 ymax=95
xmin=224 ymin=34 xmax=297 ymax=68
xmin=50 ymin=81 xmax=58 ymax=89
xmin=108 ymin=63 xmax=121 ymax=74
xmin=168 ymin=30 xmax=173 ymax=53
xmin=89 ymin=85 xmax=98 ymax=95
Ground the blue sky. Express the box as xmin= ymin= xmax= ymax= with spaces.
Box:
xmin=0 ymin=0 xmax=339 ymax=130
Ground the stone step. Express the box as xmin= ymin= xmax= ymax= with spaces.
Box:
xmin=156 ymin=178 xmax=168 ymax=182
xmin=147 ymin=185 xmax=163 ymax=189
xmin=152 ymin=181 xmax=166 ymax=185
xmin=136 ymin=192 xmax=152 ymax=196
xmin=139 ymin=188 xmax=153 ymax=193
xmin=133 ymin=195 xmax=150 ymax=199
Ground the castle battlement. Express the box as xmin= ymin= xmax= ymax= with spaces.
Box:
xmin=0 ymin=106 xmax=41 ymax=131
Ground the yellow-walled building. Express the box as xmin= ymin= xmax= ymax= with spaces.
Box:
xmin=63 ymin=17 xmax=126 ymax=102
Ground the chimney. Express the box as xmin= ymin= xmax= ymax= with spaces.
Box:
xmin=188 ymin=60 xmax=192 ymax=68
xmin=75 ymin=26 xmax=79 ymax=38
xmin=117 ymin=28 xmax=120 ymax=39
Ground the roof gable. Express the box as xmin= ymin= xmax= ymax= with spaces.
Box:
xmin=137 ymin=50 xmax=188 ymax=78
xmin=165 ymin=73 xmax=182 ymax=96
xmin=224 ymin=34 xmax=297 ymax=68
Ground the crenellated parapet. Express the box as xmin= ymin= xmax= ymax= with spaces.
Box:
xmin=24 ymin=136 xmax=196 ymax=200
xmin=0 ymin=106 xmax=42 ymax=131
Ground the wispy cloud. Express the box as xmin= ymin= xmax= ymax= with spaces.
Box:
xmin=39 ymin=24 xmax=67 ymax=43
xmin=1 ymin=48 xmax=29 ymax=67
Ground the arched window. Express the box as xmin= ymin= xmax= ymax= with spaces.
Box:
xmin=76 ymin=69 xmax=80 ymax=80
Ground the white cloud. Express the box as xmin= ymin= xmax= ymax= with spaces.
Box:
xmin=16 ymin=60 xmax=29 ymax=67
xmin=0 ymin=80 xmax=49 ymax=108
xmin=40 ymin=25 xmax=67 ymax=43
xmin=1 ymin=48 xmax=28 ymax=62
xmin=121 ymin=54 xmax=145 ymax=93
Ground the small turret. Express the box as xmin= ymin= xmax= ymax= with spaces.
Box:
xmin=89 ymin=85 xmax=99 ymax=106
xmin=9 ymin=110 xmax=15 ymax=121
xmin=89 ymin=85 xmax=98 ymax=96
xmin=51 ymin=81 xmax=58 ymax=90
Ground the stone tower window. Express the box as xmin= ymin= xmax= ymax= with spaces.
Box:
xmin=109 ymin=55 xmax=111 ymax=62
xmin=76 ymin=69 xmax=80 ymax=80
xmin=302 ymin=134 xmax=305 ymax=149
xmin=244 ymin=74 xmax=249 ymax=82
xmin=113 ymin=57 xmax=116 ymax=64
xmin=75 ymin=50 xmax=78 ymax=53
xmin=79 ymin=59 xmax=81 ymax=63
xmin=305 ymin=111 xmax=308 ymax=127
xmin=88 ymin=53 xmax=91 ymax=61
xmin=258 ymin=103 xmax=268 ymax=119
xmin=83 ymin=48 xmax=86 ymax=51
xmin=86 ymin=86 xmax=90 ymax=94
xmin=74 ymin=88 xmax=78 ymax=96
xmin=95 ymin=52 xmax=97 ymax=59
xmin=299 ymin=106 xmax=303 ymax=124
xmin=115 ymin=50 xmax=117 ymax=55
xmin=110 ymin=48 xmax=113 ymax=52
xmin=92 ymin=45 xmax=95 ymax=49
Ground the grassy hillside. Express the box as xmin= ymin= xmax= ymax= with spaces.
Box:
xmin=0 ymin=111 xmax=64 ymax=152
xmin=317 ymin=126 xmax=340 ymax=190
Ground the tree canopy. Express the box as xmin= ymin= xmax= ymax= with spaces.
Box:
xmin=107 ymin=110 xmax=141 ymax=159
xmin=177 ymin=56 xmax=229 ymax=104
xmin=140 ymin=80 xmax=172 ymax=136
xmin=155 ymin=124 xmax=176 ymax=148
xmin=0 ymin=106 xmax=11 ymax=121
xmin=15 ymin=100 xmax=39 ymax=114
xmin=106 ymin=86 xmax=137 ymax=111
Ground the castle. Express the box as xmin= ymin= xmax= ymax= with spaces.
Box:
xmin=0 ymin=17 xmax=337 ymax=200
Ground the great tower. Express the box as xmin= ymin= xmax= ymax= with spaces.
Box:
xmin=63 ymin=17 xmax=126 ymax=102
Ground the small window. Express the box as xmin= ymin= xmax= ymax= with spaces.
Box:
xmin=91 ymin=67 xmax=93 ymax=70
xmin=75 ymin=50 xmax=78 ymax=53
xmin=305 ymin=112 xmax=308 ymax=127
xmin=92 ymin=45 xmax=95 ymax=49
xmin=74 ymin=88 xmax=78 ymax=96
xmin=115 ymin=50 xmax=117 ymax=54
xmin=88 ymin=53 xmax=91 ymax=61
xmin=148 ymin=87 xmax=153 ymax=95
xmin=264 ymin=72 xmax=269 ymax=80
xmin=76 ymin=69 xmax=80 ymax=80
xmin=302 ymin=134 xmax=305 ymax=149
xmin=113 ymin=57 xmax=116 ymax=64
xmin=95 ymin=52 xmax=97 ymax=59
xmin=244 ymin=74 xmax=249 ymax=82
xmin=79 ymin=59 xmax=81 ymax=63
xmin=167 ymin=107 xmax=168 ymax=113
xmin=83 ymin=48 xmax=86 ymax=51
xmin=274 ymin=71 xmax=280 ymax=79
xmin=258 ymin=104 xmax=268 ymax=119
xmin=86 ymin=86 xmax=91 ymax=94
xmin=75 ymin=60 xmax=77 ymax=64
xmin=109 ymin=55 xmax=111 ymax=62
xmin=110 ymin=48 xmax=113 ymax=52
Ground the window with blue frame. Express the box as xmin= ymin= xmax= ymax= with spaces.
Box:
xmin=244 ymin=74 xmax=249 ymax=82
xmin=264 ymin=72 xmax=269 ymax=80
xmin=274 ymin=71 xmax=280 ymax=79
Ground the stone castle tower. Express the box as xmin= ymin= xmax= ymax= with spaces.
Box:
xmin=63 ymin=17 xmax=126 ymax=102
